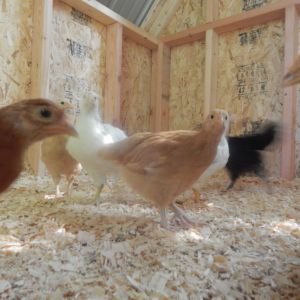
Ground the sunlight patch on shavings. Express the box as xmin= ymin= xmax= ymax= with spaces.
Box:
xmin=271 ymin=219 xmax=300 ymax=235
xmin=0 ymin=235 xmax=24 ymax=253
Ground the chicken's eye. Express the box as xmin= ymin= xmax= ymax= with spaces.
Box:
xmin=40 ymin=108 xmax=52 ymax=118
xmin=60 ymin=101 xmax=65 ymax=105
xmin=210 ymin=114 xmax=214 ymax=119
xmin=225 ymin=116 xmax=228 ymax=120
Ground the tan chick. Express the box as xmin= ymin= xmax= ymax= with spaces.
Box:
xmin=41 ymin=101 xmax=82 ymax=198
xmin=98 ymin=109 xmax=228 ymax=230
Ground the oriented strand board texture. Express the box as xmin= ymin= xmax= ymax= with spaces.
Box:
xmin=49 ymin=0 xmax=106 ymax=122
xmin=217 ymin=21 xmax=284 ymax=132
xmin=121 ymin=38 xmax=152 ymax=135
xmin=217 ymin=21 xmax=284 ymax=174
xmin=169 ymin=42 xmax=205 ymax=130
xmin=162 ymin=0 xmax=206 ymax=37
xmin=219 ymin=0 xmax=280 ymax=18
xmin=0 ymin=0 xmax=33 ymax=106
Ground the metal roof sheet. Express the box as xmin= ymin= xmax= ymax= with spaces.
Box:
xmin=96 ymin=0 xmax=155 ymax=26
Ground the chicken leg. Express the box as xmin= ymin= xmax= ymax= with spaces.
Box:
xmin=45 ymin=177 xmax=65 ymax=200
xmin=55 ymin=183 xmax=65 ymax=198
xmin=94 ymin=184 xmax=104 ymax=202
xmin=159 ymin=208 xmax=169 ymax=229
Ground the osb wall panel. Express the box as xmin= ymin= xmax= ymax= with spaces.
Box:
xmin=219 ymin=0 xmax=280 ymax=19
xmin=169 ymin=41 xmax=205 ymax=130
xmin=0 ymin=0 xmax=33 ymax=106
xmin=217 ymin=21 xmax=284 ymax=175
xmin=49 ymin=0 xmax=106 ymax=123
xmin=120 ymin=38 xmax=152 ymax=135
xmin=162 ymin=0 xmax=206 ymax=37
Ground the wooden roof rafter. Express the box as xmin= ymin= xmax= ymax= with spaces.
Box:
xmin=141 ymin=0 xmax=182 ymax=37
xmin=60 ymin=0 xmax=159 ymax=49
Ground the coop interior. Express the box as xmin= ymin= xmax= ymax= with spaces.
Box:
xmin=0 ymin=0 xmax=300 ymax=298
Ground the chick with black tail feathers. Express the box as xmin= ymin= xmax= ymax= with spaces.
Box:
xmin=225 ymin=122 xmax=280 ymax=190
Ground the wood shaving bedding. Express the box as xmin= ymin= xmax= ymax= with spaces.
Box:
xmin=0 ymin=172 xmax=299 ymax=299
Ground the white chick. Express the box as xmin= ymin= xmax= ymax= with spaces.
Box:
xmin=66 ymin=92 xmax=127 ymax=201
xmin=199 ymin=114 xmax=230 ymax=181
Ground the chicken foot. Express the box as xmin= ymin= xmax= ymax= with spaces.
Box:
xmin=159 ymin=204 xmax=195 ymax=231
xmin=170 ymin=203 xmax=195 ymax=228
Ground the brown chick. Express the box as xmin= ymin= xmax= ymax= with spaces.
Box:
xmin=98 ymin=109 xmax=227 ymax=230
xmin=41 ymin=101 xmax=82 ymax=198
xmin=0 ymin=98 xmax=77 ymax=194
xmin=284 ymin=56 xmax=300 ymax=86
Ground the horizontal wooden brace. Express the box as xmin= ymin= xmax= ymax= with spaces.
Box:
xmin=162 ymin=0 xmax=300 ymax=47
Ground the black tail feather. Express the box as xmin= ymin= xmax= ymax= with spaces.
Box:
xmin=225 ymin=121 xmax=280 ymax=189
xmin=227 ymin=122 xmax=279 ymax=151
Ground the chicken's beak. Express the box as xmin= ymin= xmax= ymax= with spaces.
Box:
xmin=44 ymin=118 xmax=78 ymax=137
xmin=61 ymin=121 xmax=78 ymax=137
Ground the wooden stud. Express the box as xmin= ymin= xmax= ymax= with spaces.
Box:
xmin=31 ymin=0 xmax=52 ymax=99
xmin=150 ymin=43 xmax=170 ymax=131
xmin=163 ymin=0 xmax=300 ymax=47
xmin=204 ymin=0 xmax=219 ymax=117
xmin=27 ymin=0 xmax=53 ymax=175
xmin=104 ymin=23 xmax=123 ymax=126
xmin=204 ymin=29 xmax=218 ymax=117
xmin=206 ymin=0 xmax=219 ymax=22
xmin=280 ymin=4 xmax=298 ymax=179
xmin=150 ymin=49 xmax=158 ymax=132
xmin=61 ymin=0 xmax=159 ymax=49
xmin=160 ymin=43 xmax=171 ymax=131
